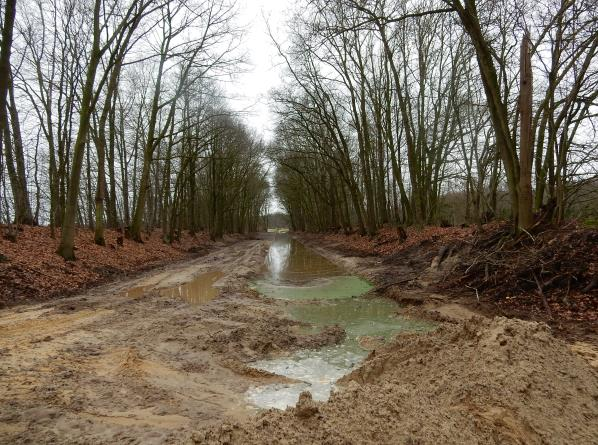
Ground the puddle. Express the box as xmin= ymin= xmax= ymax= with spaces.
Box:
xmin=253 ymin=236 xmax=372 ymax=299
xmin=121 ymin=271 xmax=224 ymax=305
xmin=159 ymin=271 xmax=224 ymax=305
xmin=247 ymin=234 xmax=433 ymax=410
xmin=123 ymin=286 xmax=146 ymax=299
xmin=252 ymin=276 xmax=372 ymax=300
xmin=263 ymin=237 xmax=341 ymax=282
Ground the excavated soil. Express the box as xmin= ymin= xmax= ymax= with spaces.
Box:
xmin=0 ymin=240 xmax=346 ymax=444
xmin=194 ymin=317 xmax=598 ymax=444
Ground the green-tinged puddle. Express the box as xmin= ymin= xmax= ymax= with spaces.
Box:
xmin=246 ymin=235 xmax=433 ymax=410
xmin=252 ymin=276 xmax=373 ymax=300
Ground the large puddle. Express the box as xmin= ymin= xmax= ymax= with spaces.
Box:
xmin=247 ymin=235 xmax=432 ymax=410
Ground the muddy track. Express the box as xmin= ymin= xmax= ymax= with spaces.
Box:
xmin=0 ymin=239 xmax=343 ymax=444
xmin=189 ymin=238 xmax=598 ymax=445
xmin=3 ymin=236 xmax=597 ymax=445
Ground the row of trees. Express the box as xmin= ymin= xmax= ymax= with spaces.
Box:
xmin=271 ymin=0 xmax=598 ymax=234
xmin=0 ymin=0 xmax=269 ymax=259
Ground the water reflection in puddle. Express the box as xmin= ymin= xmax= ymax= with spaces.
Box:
xmin=264 ymin=237 xmax=341 ymax=282
xmin=252 ymin=276 xmax=372 ymax=300
xmin=246 ymin=346 xmax=359 ymax=409
xmin=121 ymin=270 xmax=223 ymax=305
xmin=159 ymin=271 xmax=223 ymax=305
xmin=247 ymin=234 xmax=433 ymax=410
xmin=123 ymin=286 xmax=146 ymax=299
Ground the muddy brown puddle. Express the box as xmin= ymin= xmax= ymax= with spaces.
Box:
xmin=247 ymin=234 xmax=433 ymax=410
xmin=122 ymin=271 xmax=224 ymax=305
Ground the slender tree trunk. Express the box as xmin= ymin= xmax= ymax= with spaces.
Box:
xmin=451 ymin=0 xmax=520 ymax=223
xmin=106 ymin=94 xmax=119 ymax=227
xmin=7 ymin=74 xmax=34 ymax=224
xmin=0 ymin=0 xmax=17 ymax=233
xmin=518 ymin=32 xmax=534 ymax=230
xmin=56 ymin=0 xmax=102 ymax=260
xmin=130 ymin=48 xmax=168 ymax=242
xmin=94 ymin=130 xmax=107 ymax=245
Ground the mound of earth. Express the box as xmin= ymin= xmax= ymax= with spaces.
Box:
xmin=193 ymin=317 xmax=598 ymax=444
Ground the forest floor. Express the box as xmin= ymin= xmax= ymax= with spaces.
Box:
xmin=1 ymin=228 xmax=597 ymax=444
xmin=0 ymin=226 xmax=219 ymax=307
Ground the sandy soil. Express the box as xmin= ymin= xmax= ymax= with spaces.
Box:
xmin=2 ymin=235 xmax=597 ymax=444
xmin=196 ymin=317 xmax=598 ymax=444
xmin=0 ymin=239 xmax=344 ymax=444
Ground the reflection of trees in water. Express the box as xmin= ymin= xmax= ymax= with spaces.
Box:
xmin=266 ymin=240 xmax=291 ymax=282
xmin=266 ymin=238 xmax=340 ymax=281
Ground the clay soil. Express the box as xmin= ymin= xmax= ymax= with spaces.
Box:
xmin=1 ymin=231 xmax=597 ymax=444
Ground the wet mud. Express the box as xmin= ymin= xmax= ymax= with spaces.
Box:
xmin=2 ymin=234 xmax=597 ymax=445
xmin=0 ymin=239 xmax=346 ymax=444
xmin=196 ymin=317 xmax=598 ymax=445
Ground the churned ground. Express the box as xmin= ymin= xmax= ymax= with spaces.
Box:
xmin=0 ymin=239 xmax=346 ymax=443
xmin=195 ymin=317 xmax=598 ymax=445
xmin=1 ymin=229 xmax=597 ymax=444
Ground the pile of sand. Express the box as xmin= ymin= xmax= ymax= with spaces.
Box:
xmin=193 ymin=317 xmax=598 ymax=444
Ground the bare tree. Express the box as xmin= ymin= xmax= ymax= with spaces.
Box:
xmin=0 ymin=0 xmax=19 ymax=236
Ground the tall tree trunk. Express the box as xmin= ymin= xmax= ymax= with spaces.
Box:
xmin=56 ymin=0 xmax=102 ymax=260
xmin=94 ymin=128 xmax=107 ymax=245
xmin=518 ymin=32 xmax=534 ymax=230
xmin=130 ymin=49 xmax=168 ymax=242
xmin=451 ymin=0 xmax=520 ymax=223
xmin=106 ymin=94 xmax=119 ymax=227
xmin=0 ymin=0 xmax=17 ymax=233
xmin=6 ymin=73 xmax=34 ymax=225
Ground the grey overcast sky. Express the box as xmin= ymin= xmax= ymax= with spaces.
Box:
xmin=225 ymin=0 xmax=294 ymax=143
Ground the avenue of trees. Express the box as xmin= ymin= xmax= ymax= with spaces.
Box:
xmin=0 ymin=0 xmax=269 ymax=259
xmin=270 ymin=0 xmax=598 ymax=234
xmin=1 ymin=0 xmax=597 ymax=257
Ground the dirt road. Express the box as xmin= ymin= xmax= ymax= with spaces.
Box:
xmin=2 ymin=236 xmax=597 ymax=445
xmin=0 ymin=239 xmax=342 ymax=444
